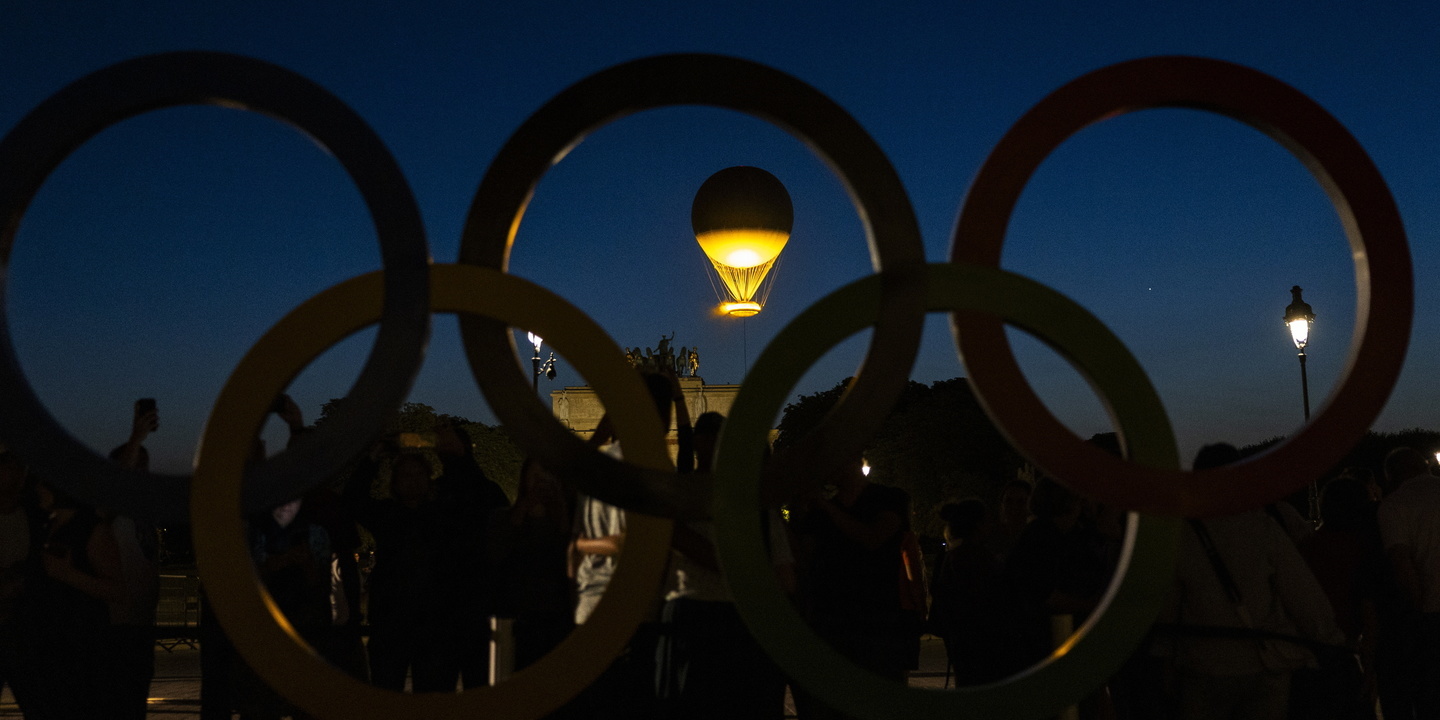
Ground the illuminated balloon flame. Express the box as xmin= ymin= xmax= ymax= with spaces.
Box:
xmin=696 ymin=229 xmax=789 ymax=316
xmin=692 ymin=167 xmax=793 ymax=317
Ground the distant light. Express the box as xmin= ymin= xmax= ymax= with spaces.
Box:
xmin=862 ymin=459 xmax=871 ymax=477
xmin=1434 ymin=450 xmax=1440 ymax=466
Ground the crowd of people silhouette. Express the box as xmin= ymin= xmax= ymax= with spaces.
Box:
xmin=0 ymin=375 xmax=1435 ymax=720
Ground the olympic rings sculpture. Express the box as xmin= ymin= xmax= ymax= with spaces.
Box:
xmin=0 ymin=50 xmax=1411 ymax=720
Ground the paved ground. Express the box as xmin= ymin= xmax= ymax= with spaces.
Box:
xmin=0 ymin=635 xmax=952 ymax=718
xmin=0 ymin=640 xmax=204 ymax=717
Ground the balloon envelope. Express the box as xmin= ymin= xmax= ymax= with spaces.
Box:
xmin=691 ymin=167 xmax=793 ymax=317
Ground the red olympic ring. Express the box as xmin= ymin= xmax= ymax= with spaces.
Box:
xmin=951 ymin=56 xmax=1412 ymax=517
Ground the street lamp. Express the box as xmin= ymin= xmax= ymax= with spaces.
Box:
xmin=1284 ymin=285 xmax=1318 ymax=526
xmin=526 ymin=332 xmax=556 ymax=394
xmin=1283 ymin=285 xmax=1315 ymax=420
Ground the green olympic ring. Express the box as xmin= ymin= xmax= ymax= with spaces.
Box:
xmin=714 ymin=263 xmax=1182 ymax=720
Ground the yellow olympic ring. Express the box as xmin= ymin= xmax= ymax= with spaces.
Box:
xmin=715 ymin=263 xmax=1181 ymax=720
xmin=191 ymin=264 xmax=673 ymax=720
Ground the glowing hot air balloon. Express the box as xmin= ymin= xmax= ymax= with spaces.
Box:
xmin=691 ymin=166 xmax=793 ymax=317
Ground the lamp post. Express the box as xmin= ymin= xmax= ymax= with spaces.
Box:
xmin=1284 ymin=286 xmax=1315 ymax=420
xmin=1284 ymin=285 xmax=1317 ymax=526
xmin=527 ymin=332 xmax=556 ymax=394
xmin=527 ymin=332 xmax=542 ymax=393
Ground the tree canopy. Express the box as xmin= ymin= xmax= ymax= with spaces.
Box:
xmin=776 ymin=377 xmax=1025 ymax=537
xmin=316 ymin=400 xmax=524 ymax=501
xmin=1239 ymin=428 xmax=1440 ymax=511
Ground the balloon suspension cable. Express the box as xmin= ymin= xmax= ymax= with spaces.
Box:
xmin=743 ymin=316 xmax=749 ymax=379
xmin=754 ymin=252 xmax=783 ymax=309
xmin=703 ymin=256 xmax=726 ymax=305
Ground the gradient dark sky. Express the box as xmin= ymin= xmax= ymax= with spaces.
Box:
xmin=3 ymin=2 xmax=1438 ymax=475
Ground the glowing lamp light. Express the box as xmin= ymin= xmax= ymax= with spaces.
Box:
xmin=1283 ymin=286 xmax=1314 ymax=350
xmin=862 ymin=459 xmax=871 ymax=477
xmin=526 ymin=331 xmax=543 ymax=353
xmin=692 ymin=167 xmax=793 ymax=317
xmin=1287 ymin=319 xmax=1310 ymax=348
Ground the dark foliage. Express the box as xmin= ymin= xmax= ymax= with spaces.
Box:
xmin=1239 ymin=429 xmax=1440 ymax=512
xmin=317 ymin=400 xmax=523 ymax=501
xmin=776 ymin=377 xmax=1025 ymax=537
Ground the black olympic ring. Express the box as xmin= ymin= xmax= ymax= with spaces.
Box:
xmin=0 ymin=52 xmax=431 ymax=524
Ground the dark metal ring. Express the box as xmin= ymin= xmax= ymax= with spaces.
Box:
xmin=457 ymin=54 xmax=927 ymax=516
xmin=0 ymin=52 xmax=432 ymax=523
xmin=951 ymin=56 xmax=1412 ymax=517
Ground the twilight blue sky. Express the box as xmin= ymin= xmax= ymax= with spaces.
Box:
xmin=2 ymin=2 xmax=1438 ymax=475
